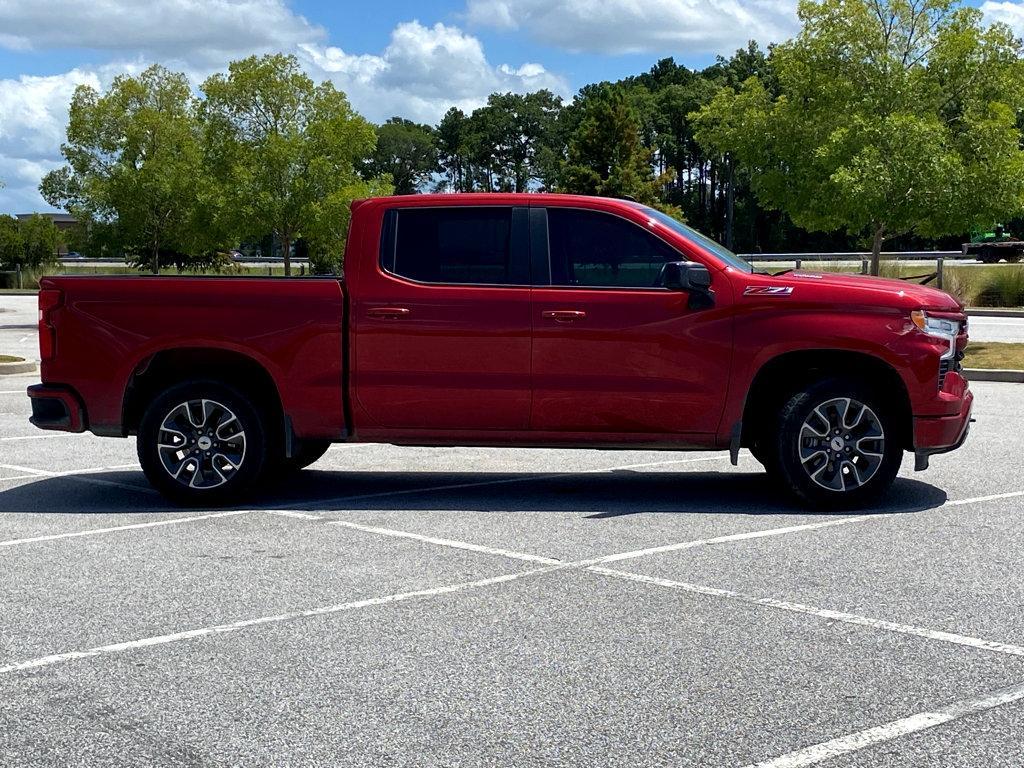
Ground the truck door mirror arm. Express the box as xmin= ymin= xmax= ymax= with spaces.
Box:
xmin=660 ymin=261 xmax=714 ymax=309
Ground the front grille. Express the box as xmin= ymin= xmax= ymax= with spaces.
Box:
xmin=939 ymin=351 xmax=966 ymax=389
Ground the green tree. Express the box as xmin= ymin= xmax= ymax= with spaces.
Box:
xmin=40 ymin=65 xmax=215 ymax=273
xmin=18 ymin=214 xmax=62 ymax=268
xmin=470 ymin=91 xmax=563 ymax=192
xmin=558 ymin=84 xmax=665 ymax=205
xmin=694 ymin=0 xmax=1024 ymax=273
xmin=363 ymin=118 xmax=438 ymax=195
xmin=0 ymin=215 xmax=21 ymax=268
xmin=436 ymin=107 xmax=470 ymax=191
xmin=201 ymin=54 xmax=383 ymax=275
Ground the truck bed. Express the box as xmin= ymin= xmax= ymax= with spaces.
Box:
xmin=37 ymin=275 xmax=348 ymax=439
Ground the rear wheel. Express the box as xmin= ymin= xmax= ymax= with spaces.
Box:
xmin=138 ymin=380 xmax=269 ymax=506
xmin=764 ymin=379 xmax=902 ymax=509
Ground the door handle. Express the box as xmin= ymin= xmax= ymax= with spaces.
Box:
xmin=367 ymin=307 xmax=411 ymax=320
xmin=542 ymin=310 xmax=587 ymax=323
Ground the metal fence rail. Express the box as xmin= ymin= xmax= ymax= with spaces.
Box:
xmin=737 ymin=252 xmax=968 ymax=289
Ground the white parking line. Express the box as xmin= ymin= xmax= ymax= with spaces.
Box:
xmin=0 ymin=462 xmax=152 ymax=494
xmin=1 ymin=433 xmax=83 ymax=442
xmin=945 ymin=489 xmax=1024 ymax=506
xmin=0 ymin=510 xmax=252 ymax=548
xmin=589 ymin=567 xmax=1024 ymax=657
xmin=750 ymin=679 xmax=1024 ymax=767
xmin=0 ymin=564 xmax=561 ymax=675
xmin=319 ymin=516 xmax=1024 ymax=657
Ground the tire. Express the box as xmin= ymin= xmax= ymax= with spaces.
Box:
xmin=138 ymin=379 xmax=270 ymax=506
xmin=763 ymin=379 xmax=902 ymax=510
xmin=276 ymin=439 xmax=331 ymax=474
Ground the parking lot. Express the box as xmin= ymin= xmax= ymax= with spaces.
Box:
xmin=0 ymin=356 xmax=1022 ymax=766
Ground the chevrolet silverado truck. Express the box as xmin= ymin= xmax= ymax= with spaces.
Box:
xmin=26 ymin=194 xmax=972 ymax=508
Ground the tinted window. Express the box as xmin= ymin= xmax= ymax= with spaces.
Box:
xmin=385 ymin=207 xmax=527 ymax=285
xmin=547 ymin=208 xmax=681 ymax=288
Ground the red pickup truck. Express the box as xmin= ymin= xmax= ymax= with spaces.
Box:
xmin=27 ymin=194 xmax=972 ymax=509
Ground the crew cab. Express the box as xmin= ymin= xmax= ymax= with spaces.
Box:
xmin=27 ymin=194 xmax=972 ymax=508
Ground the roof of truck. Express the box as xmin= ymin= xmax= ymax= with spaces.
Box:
xmin=353 ymin=192 xmax=645 ymax=208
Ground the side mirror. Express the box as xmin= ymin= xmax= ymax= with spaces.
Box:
xmin=660 ymin=261 xmax=712 ymax=292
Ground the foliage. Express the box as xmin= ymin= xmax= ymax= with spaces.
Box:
xmin=201 ymin=54 xmax=385 ymax=275
xmin=974 ymin=265 xmax=1024 ymax=306
xmin=362 ymin=118 xmax=438 ymax=195
xmin=557 ymin=84 xmax=665 ymax=205
xmin=693 ymin=0 xmax=1024 ymax=272
xmin=435 ymin=91 xmax=563 ymax=192
xmin=18 ymin=214 xmax=62 ymax=268
xmin=0 ymin=215 xmax=20 ymax=267
xmin=40 ymin=65 xmax=219 ymax=272
xmin=0 ymin=214 xmax=62 ymax=269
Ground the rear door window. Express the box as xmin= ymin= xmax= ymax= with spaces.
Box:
xmin=382 ymin=207 xmax=529 ymax=285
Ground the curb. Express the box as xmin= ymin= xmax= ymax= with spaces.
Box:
xmin=967 ymin=308 xmax=1024 ymax=318
xmin=965 ymin=368 xmax=1024 ymax=383
xmin=0 ymin=360 xmax=36 ymax=376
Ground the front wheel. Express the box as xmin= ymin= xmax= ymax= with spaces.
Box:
xmin=766 ymin=380 xmax=902 ymax=509
xmin=138 ymin=380 xmax=270 ymax=506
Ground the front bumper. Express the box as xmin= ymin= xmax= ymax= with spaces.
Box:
xmin=912 ymin=378 xmax=973 ymax=471
xmin=26 ymin=384 xmax=87 ymax=433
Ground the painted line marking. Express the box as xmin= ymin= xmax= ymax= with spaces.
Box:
xmin=0 ymin=462 xmax=152 ymax=494
xmin=945 ymin=489 xmax=1024 ymax=506
xmin=0 ymin=389 xmax=28 ymax=394
xmin=298 ymin=515 xmax=1024 ymax=660
xmin=588 ymin=567 xmax=1024 ymax=658
xmin=0 ymin=510 xmax=251 ymax=548
xmin=1 ymin=433 xmax=85 ymax=442
xmin=0 ymin=565 xmax=561 ymax=676
xmin=749 ymin=679 xmax=1024 ymax=767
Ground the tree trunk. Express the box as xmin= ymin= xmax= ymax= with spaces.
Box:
xmin=870 ymin=225 xmax=885 ymax=276
xmin=282 ymin=232 xmax=292 ymax=277
xmin=151 ymin=238 xmax=159 ymax=275
xmin=725 ymin=155 xmax=735 ymax=251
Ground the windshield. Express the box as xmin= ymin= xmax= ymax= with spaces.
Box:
xmin=637 ymin=206 xmax=753 ymax=273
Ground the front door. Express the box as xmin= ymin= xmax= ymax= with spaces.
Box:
xmin=353 ymin=205 xmax=532 ymax=431
xmin=530 ymin=206 xmax=733 ymax=436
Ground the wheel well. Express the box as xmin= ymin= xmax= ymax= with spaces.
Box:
xmin=740 ymin=350 xmax=913 ymax=451
xmin=123 ymin=348 xmax=285 ymax=438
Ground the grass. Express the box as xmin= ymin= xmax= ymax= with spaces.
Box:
xmin=797 ymin=259 xmax=1023 ymax=308
xmin=0 ymin=354 xmax=24 ymax=363
xmin=963 ymin=342 xmax=1024 ymax=370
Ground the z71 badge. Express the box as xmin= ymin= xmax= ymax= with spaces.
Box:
xmin=744 ymin=286 xmax=794 ymax=296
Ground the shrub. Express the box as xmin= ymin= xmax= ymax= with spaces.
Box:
xmin=974 ymin=267 xmax=1024 ymax=307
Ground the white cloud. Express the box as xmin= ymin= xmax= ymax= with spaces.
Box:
xmin=466 ymin=0 xmax=799 ymax=56
xmin=0 ymin=0 xmax=324 ymax=69
xmin=982 ymin=1 xmax=1024 ymax=36
xmin=0 ymin=69 xmax=105 ymax=213
xmin=0 ymin=14 xmax=570 ymax=213
xmin=299 ymin=21 xmax=569 ymax=124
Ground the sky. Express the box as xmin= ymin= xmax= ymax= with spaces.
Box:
xmin=1 ymin=0 xmax=1022 ymax=213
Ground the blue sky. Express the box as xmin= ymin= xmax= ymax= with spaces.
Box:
xmin=0 ymin=0 xmax=1018 ymax=213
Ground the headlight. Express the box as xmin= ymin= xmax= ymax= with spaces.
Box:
xmin=911 ymin=310 xmax=959 ymax=358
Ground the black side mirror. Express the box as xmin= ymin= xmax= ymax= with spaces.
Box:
xmin=660 ymin=261 xmax=712 ymax=292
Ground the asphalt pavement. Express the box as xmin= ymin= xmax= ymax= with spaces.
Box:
xmin=1 ymin=348 xmax=1023 ymax=765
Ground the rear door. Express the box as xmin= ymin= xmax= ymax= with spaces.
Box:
xmin=352 ymin=205 xmax=533 ymax=431
xmin=530 ymin=205 xmax=733 ymax=436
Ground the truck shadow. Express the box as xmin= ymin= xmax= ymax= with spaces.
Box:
xmin=0 ymin=469 xmax=947 ymax=517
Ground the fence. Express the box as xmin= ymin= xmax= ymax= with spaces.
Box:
xmin=738 ymin=251 xmax=963 ymax=290
xmin=0 ymin=265 xmax=23 ymax=289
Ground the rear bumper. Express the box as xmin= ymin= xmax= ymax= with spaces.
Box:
xmin=912 ymin=385 xmax=973 ymax=471
xmin=26 ymin=384 xmax=87 ymax=433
